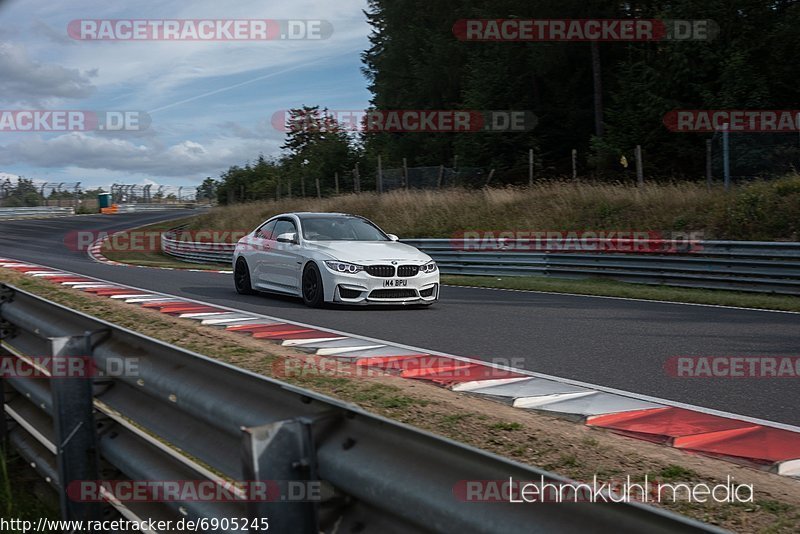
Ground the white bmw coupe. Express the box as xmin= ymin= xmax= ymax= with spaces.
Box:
xmin=233 ymin=212 xmax=439 ymax=307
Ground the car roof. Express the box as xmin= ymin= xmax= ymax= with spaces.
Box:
xmin=290 ymin=212 xmax=358 ymax=220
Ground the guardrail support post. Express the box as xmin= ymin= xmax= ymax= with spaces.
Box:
xmin=0 ymin=287 xmax=13 ymax=449
xmin=50 ymin=334 xmax=102 ymax=524
xmin=0 ymin=375 xmax=7 ymax=449
xmin=242 ymin=418 xmax=320 ymax=534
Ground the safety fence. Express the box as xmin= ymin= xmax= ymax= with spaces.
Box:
xmin=0 ymin=285 xmax=715 ymax=533
xmin=0 ymin=206 xmax=75 ymax=219
xmin=160 ymin=231 xmax=800 ymax=296
xmin=100 ymin=203 xmax=199 ymax=214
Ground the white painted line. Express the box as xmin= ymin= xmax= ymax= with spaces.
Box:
xmin=452 ymin=377 xmax=532 ymax=392
xmin=124 ymin=297 xmax=182 ymax=303
xmin=778 ymin=459 xmax=800 ymax=477
xmin=316 ymin=345 xmax=386 ymax=356
xmin=444 ymin=284 xmax=800 ymax=315
xmin=179 ymin=312 xmax=230 ymax=319
xmin=201 ymin=317 xmax=260 ymax=325
xmin=513 ymin=392 xmax=595 ymax=409
xmin=281 ymin=337 xmax=348 ymax=346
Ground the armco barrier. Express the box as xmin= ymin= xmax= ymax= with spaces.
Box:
xmin=0 ymin=284 xmax=719 ymax=533
xmin=0 ymin=206 xmax=75 ymax=219
xmin=160 ymin=231 xmax=800 ymax=295
xmin=109 ymin=203 xmax=197 ymax=214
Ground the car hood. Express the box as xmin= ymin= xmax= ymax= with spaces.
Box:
xmin=304 ymin=241 xmax=431 ymax=263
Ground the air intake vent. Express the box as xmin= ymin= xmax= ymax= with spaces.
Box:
xmin=369 ymin=289 xmax=418 ymax=299
xmin=365 ymin=265 xmax=395 ymax=278
xmin=397 ymin=265 xmax=420 ymax=277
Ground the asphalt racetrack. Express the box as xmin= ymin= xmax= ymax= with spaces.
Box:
xmin=1 ymin=211 xmax=798 ymax=426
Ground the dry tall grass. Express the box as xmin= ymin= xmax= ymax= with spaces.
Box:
xmin=187 ymin=176 xmax=800 ymax=241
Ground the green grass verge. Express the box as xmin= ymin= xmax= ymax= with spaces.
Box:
xmin=0 ymin=450 xmax=58 ymax=529
xmin=442 ymin=275 xmax=800 ymax=312
xmin=100 ymin=249 xmax=230 ymax=271
xmin=98 ymin=216 xmax=231 ymax=270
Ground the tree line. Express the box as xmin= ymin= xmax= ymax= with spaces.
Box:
xmin=210 ymin=0 xmax=800 ymax=204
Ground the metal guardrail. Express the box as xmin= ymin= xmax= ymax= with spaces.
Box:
xmin=404 ymin=239 xmax=800 ymax=296
xmin=0 ymin=206 xmax=75 ymax=219
xmin=0 ymin=285 xmax=716 ymax=533
xmin=160 ymin=231 xmax=800 ymax=296
xmin=116 ymin=203 xmax=197 ymax=212
xmin=161 ymin=229 xmax=237 ymax=264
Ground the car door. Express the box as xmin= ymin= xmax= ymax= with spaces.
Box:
xmin=269 ymin=218 xmax=302 ymax=291
xmin=250 ymin=219 xmax=276 ymax=288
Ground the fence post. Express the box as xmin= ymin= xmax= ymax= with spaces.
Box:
xmin=635 ymin=145 xmax=644 ymax=187
xmin=315 ymin=178 xmax=321 ymax=199
xmin=242 ymin=418 xmax=320 ymax=533
xmin=485 ymin=169 xmax=496 ymax=187
xmin=0 ymin=377 xmax=7 ymax=450
xmin=50 ymin=334 xmax=102 ymax=523
xmin=377 ymin=155 xmax=383 ymax=194
xmin=571 ymin=149 xmax=578 ymax=179
xmin=354 ymin=164 xmax=361 ymax=194
xmin=437 ymin=165 xmax=444 ymax=189
xmin=722 ymin=123 xmax=731 ymax=192
xmin=402 ymin=158 xmax=409 ymax=190
xmin=706 ymin=139 xmax=713 ymax=191
xmin=334 ymin=172 xmax=339 ymax=195
xmin=529 ymin=149 xmax=534 ymax=187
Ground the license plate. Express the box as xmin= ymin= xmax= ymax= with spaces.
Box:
xmin=383 ymin=279 xmax=408 ymax=287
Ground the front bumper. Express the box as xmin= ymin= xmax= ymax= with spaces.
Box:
xmin=322 ymin=267 xmax=440 ymax=305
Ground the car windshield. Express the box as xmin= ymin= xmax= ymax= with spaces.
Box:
xmin=301 ymin=217 xmax=389 ymax=241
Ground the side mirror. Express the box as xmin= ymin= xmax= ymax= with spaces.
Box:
xmin=387 ymin=234 xmax=399 ymax=242
xmin=276 ymin=232 xmax=298 ymax=244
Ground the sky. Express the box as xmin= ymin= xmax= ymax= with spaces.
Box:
xmin=0 ymin=0 xmax=373 ymax=188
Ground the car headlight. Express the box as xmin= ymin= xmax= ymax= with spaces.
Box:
xmin=420 ymin=261 xmax=437 ymax=274
xmin=324 ymin=260 xmax=364 ymax=274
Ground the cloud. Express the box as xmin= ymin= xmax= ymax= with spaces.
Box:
xmin=0 ymin=132 xmax=280 ymax=178
xmin=0 ymin=42 xmax=96 ymax=104
xmin=0 ymin=171 xmax=22 ymax=183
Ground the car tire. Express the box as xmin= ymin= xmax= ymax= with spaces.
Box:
xmin=234 ymin=258 xmax=256 ymax=295
xmin=302 ymin=262 xmax=325 ymax=308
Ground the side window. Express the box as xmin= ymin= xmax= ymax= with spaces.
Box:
xmin=273 ymin=219 xmax=298 ymax=241
xmin=255 ymin=220 xmax=276 ymax=240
